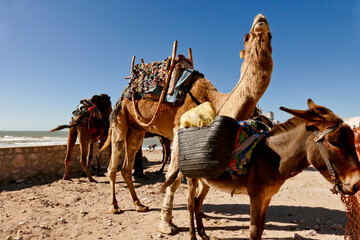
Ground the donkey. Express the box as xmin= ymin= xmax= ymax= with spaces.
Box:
xmin=176 ymin=99 xmax=360 ymax=240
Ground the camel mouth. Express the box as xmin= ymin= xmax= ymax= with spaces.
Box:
xmin=251 ymin=14 xmax=269 ymax=34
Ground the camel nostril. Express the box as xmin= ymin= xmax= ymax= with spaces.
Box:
xmin=353 ymin=184 xmax=359 ymax=193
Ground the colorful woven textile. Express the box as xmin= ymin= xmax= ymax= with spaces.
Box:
xmin=228 ymin=120 xmax=269 ymax=175
xmin=128 ymin=58 xmax=171 ymax=94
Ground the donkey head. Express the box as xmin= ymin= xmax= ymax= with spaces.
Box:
xmin=280 ymin=99 xmax=360 ymax=195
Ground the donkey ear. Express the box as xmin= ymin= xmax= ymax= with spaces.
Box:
xmin=279 ymin=106 xmax=321 ymax=124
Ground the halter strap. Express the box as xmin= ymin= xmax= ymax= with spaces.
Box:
xmin=313 ymin=122 xmax=344 ymax=193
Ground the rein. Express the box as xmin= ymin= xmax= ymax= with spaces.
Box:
xmin=312 ymin=122 xmax=346 ymax=194
xmin=218 ymin=36 xmax=258 ymax=113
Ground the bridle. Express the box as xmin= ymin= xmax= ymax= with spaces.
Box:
xmin=312 ymin=122 xmax=348 ymax=194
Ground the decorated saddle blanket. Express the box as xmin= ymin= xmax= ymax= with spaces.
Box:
xmin=127 ymin=58 xmax=195 ymax=104
xmin=129 ymin=58 xmax=171 ymax=94
xmin=228 ymin=120 xmax=270 ymax=175
xmin=72 ymin=99 xmax=102 ymax=134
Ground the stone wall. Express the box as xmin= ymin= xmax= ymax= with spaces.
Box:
xmin=0 ymin=143 xmax=111 ymax=183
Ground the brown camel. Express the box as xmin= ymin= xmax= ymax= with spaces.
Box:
xmin=51 ymin=94 xmax=112 ymax=182
xmin=183 ymin=99 xmax=360 ymax=240
xmin=354 ymin=127 xmax=360 ymax=158
xmin=105 ymin=13 xmax=273 ymax=225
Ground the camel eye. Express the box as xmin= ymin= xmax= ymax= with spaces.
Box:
xmin=244 ymin=34 xmax=250 ymax=42
xmin=330 ymin=141 xmax=341 ymax=148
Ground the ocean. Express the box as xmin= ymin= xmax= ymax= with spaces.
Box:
xmin=0 ymin=131 xmax=160 ymax=149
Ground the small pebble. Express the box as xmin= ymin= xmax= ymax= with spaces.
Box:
xmin=331 ymin=224 xmax=343 ymax=230
xmin=305 ymin=229 xmax=317 ymax=236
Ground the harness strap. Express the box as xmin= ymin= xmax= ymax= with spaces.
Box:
xmin=313 ymin=122 xmax=344 ymax=193
xmin=184 ymin=88 xmax=201 ymax=106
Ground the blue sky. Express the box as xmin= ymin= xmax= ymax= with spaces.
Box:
xmin=1 ymin=0 xmax=359 ymax=130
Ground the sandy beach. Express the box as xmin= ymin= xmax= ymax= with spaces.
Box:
xmin=0 ymin=149 xmax=349 ymax=240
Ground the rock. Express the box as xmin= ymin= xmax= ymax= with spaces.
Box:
xmin=18 ymin=221 xmax=26 ymax=225
xmin=300 ymin=220 xmax=306 ymax=224
xmin=314 ymin=224 xmax=320 ymax=230
xmin=305 ymin=229 xmax=317 ymax=236
xmin=58 ymin=217 xmax=67 ymax=224
xmin=326 ymin=220 xmax=334 ymax=225
xmin=40 ymin=223 xmax=50 ymax=230
xmin=158 ymin=233 xmax=164 ymax=238
xmin=331 ymin=224 xmax=343 ymax=230
xmin=315 ymin=218 xmax=321 ymax=224
xmin=80 ymin=209 xmax=88 ymax=216
xmin=293 ymin=233 xmax=303 ymax=239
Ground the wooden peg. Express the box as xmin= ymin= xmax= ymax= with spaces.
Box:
xmin=188 ymin=48 xmax=194 ymax=68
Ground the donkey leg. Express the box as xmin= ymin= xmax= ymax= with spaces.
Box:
xmin=187 ymin=177 xmax=198 ymax=240
xmin=78 ymin=132 xmax=97 ymax=183
xmin=258 ymin=197 xmax=272 ymax=237
xmin=195 ymin=180 xmax=210 ymax=240
xmin=122 ymin=129 xmax=148 ymax=212
xmin=108 ymin=126 xmax=126 ymax=214
xmin=158 ymin=133 xmax=181 ymax=234
xmin=63 ymin=127 xmax=77 ymax=180
xmin=249 ymin=195 xmax=267 ymax=240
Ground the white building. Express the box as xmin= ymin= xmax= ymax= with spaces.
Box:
xmin=263 ymin=111 xmax=280 ymax=125
xmin=344 ymin=116 xmax=360 ymax=129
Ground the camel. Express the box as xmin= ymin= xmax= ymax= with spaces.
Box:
xmin=105 ymin=13 xmax=273 ymax=222
xmin=51 ymin=94 xmax=112 ymax=182
xmin=354 ymin=127 xmax=360 ymax=158
xmin=182 ymin=99 xmax=360 ymax=240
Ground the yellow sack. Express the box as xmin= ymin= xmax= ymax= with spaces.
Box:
xmin=180 ymin=102 xmax=216 ymax=128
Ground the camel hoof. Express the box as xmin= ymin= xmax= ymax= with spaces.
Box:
xmin=158 ymin=221 xmax=178 ymax=235
xmin=109 ymin=205 xmax=123 ymax=214
xmin=89 ymin=177 xmax=98 ymax=183
xmin=135 ymin=204 xmax=149 ymax=212
xmin=155 ymin=170 xmax=164 ymax=175
xmin=62 ymin=176 xmax=71 ymax=181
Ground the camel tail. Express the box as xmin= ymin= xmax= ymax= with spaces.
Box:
xmin=158 ymin=169 xmax=181 ymax=193
xmin=50 ymin=124 xmax=72 ymax=132
xmin=100 ymin=128 xmax=112 ymax=152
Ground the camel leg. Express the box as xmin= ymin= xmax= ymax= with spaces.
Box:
xmin=249 ymin=195 xmax=267 ymax=240
xmin=187 ymin=177 xmax=198 ymax=240
xmin=78 ymin=129 xmax=97 ymax=183
xmin=156 ymin=137 xmax=171 ymax=175
xmin=133 ymin=147 xmax=145 ymax=178
xmin=63 ymin=127 xmax=77 ymax=180
xmin=87 ymin=141 xmax=94 ymax=169
xmin=158 ymin=132 xmax=181 ymax=234
xmin=108 ymin=125 xmax=126 ymax=214
xmin=122 ymin=129 xmax=148 ymax=212
xmin=96 ymin=139 xmax=106 ymax=176
xmin=195 ymin=180 xmax=210 ymax=240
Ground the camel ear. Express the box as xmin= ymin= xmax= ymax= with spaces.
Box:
xmin=240 ymin=50 xmax=245 ymax=59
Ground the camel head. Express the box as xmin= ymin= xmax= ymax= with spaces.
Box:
xmin=91 ymin=94 xmax=112 ymax=120
xmin=240 ymin=14 xmax=272 ymax=64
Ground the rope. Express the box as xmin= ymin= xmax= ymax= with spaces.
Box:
xmin=218 ymin=37 xmax=257 ymax=113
